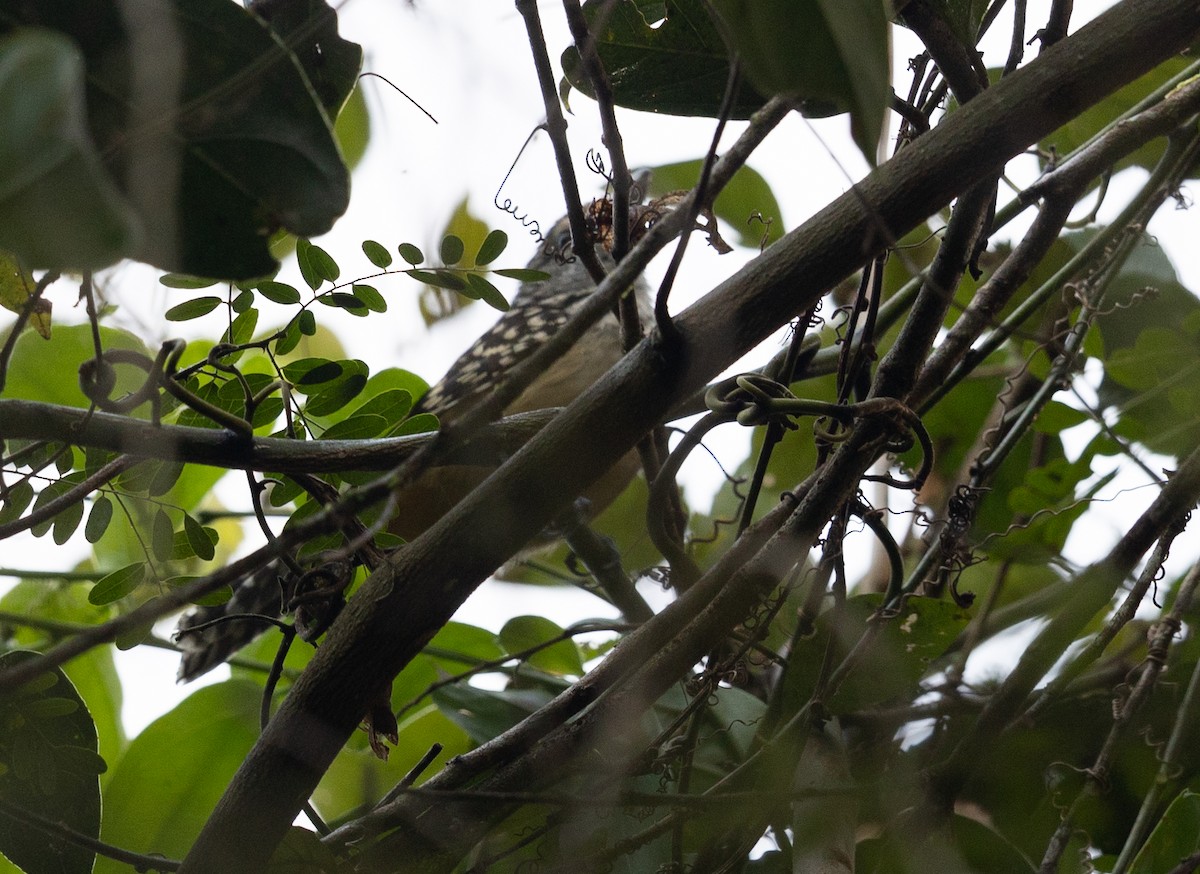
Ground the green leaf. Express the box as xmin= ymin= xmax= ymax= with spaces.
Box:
xmin=88 ymin=563 xmax=146 ymax=606
xmin=1042 ymin=57 xmax=1195 ymax=179
xmin=266 ymin=827 xmax=347 ymax=873
xmin=159 ymin=274 xmax=219 ymax=289
xmin=397 ymin=242 xmax=424 ymax=265
xmin=147 ymin=460 xmax=186 ymax=498
xmin=388 ymin=411 xmax=439 ymax=437
xmin=921 ymin=0 xmax=990 ymax=44
xmin=84 ymin=496 xmax=113 ymax=543
xmin=183 ymin=513 xmax=217 ymax=561
xmin=781 ymin=595 xmax=970 ymax=716
xmin=320 ymin=292 xmax=368 ymax=314
xmin=475 ymin=229 xmax=509 ymax=266
xmin=465 ymin=273 xmax=509 ymax=312
xmin=1033 ymin=401 xmax=1089 ymax=434
xmin=257 ymin=280 xmax=302 ymax=305
xmin=0 ymin=30 xmax=139 ymax=271
xmin=29 ymin=479 xmax=72 ymax=538
xmin=361 ymin=239 xmax=392 ymax=269
xmin=410 ymin=269 xmax=468 ymax=293
xmin=222 ymin=307 xmax=259 ymax=351
xmin=298 ymin=309 xmax=317 ymax=336
xmin=275 ymin=315 xmax=304 ymax=355
xmin=5 ymin=0 xmax=355 ymax=278
xmin=648 ymin=160 xmax=785 ymax=246
xmin=283 ymin=357 xmax=345 ymax=388
xmin=251 ymin=0 xmax=362 ymax=122
xmin=165 ymin=296 xmax=223 ymax=322
xmin=231 ymin=288 xmax=254 ymax=313
xmin=93 ymin=682 xmax=261 ymax=874
xmin=296 ymin=238 xmax=321 ymax=290
xmin=499 ymin=616 xmax=584 ymax=676
xmin=350 ymin=388 xmax=413 ymax=428
xmin=0 ymin=480 xmax=34 ymax=525
xmin=0 ymin=250 xmax=51 ymax=339
xmin=0 ymin=652 xmax=101 ymax=874
xmin=307 ymin=243 xmax=340 ymax=283
xmin=51 ymin=490 xmax=84 ymax=545
xmin=857 ymin=812 xmax=1036 ymax=874
xmin=428 ymin=621 xmax=505 ymax=665
xmin=1129 ymin=791 xmax=1200 ymax=874
xmin=305 ymin=373 xmax=368 ymax=416
xmin=440 ymin=234 xmax=466 ymax=266
xmin=432 ymin=684 xmax=553 ymax=745
xmin=150 ymin=509 xmax=174 ymax=563
xmin=351 ymin=283 xmax=386 ymax=313
xmin=713 ymin=0 xmax=889 ymax=160
xmin=561 ymin=0 xmax=768 ymax=118
xmin=319 ymin=414 xmax=388 ymax=440
xmin=493 ymin=268 xmax=550 ymax=282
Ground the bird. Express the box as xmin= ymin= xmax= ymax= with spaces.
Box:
xmin=175 ymin=204 xmax=655 ymax=681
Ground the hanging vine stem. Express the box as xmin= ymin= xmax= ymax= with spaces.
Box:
xmin=738 ymin=304 xmax=823 ymax=535
xmin=707 ymin=375 xmax=933 ymax=491
xmin=1110 ymin=560 xmax=1200 ymax=874
xmin=1024 ymin=515 xmax=1190 ymax=722
xmin=648 ymin=374 xmax=931 ymax=580
xmin=78 ymin=339 xmax=255 ymax=435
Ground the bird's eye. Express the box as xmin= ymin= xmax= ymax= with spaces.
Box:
xmin=542 ymin=227 xmax=574 ymax=262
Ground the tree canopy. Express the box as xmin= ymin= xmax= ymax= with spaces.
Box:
xmin=1 ymin=1 xmax=1200 ymax=872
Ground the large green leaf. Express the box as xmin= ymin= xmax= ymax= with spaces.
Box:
xmin=1129 ymin=791 xmax=1200 ymax=874
xmin=0 ymin=581 xmax=125 ymax=778
xmin=779 ymin=595 xmax=969 ymax=717
xmin=713 ymin=0 xmax=890 ymax=160
xmin=1042 ymin=57 xmax=1195 ymax=178
xmin=499 ymin=615 xmax=585 ymax=677
xmin=4 ymin=323 xmax=149 ymax=408
xmin=857 ymin=813 xmax=1036 ymax=873
xmin=248 ymin=0 xmax=362 ymax=121
xmin=0 ymin=29 xmax=139 ymax=270
xmin=1 ymin=0 xmax=357 ymax=278
xmin=0 ymin=651 xmax=103 ymax=874
xmin=94 ymin=681 xmax=261 ymax=872
xmin=561 ymin=0 xmax=768 ymax=119
xmin=314 ymin=703 xmax=471 ymax=820
xmin=432 ymin=684 xmax=555 ymax=745
xmin=647 ymin=160 xmax=785 ymax=247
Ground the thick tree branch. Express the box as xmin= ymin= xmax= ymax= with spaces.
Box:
xmin=0 ymin=399 xmax=552 ymax=473
xmin=181 ymin=4 xmax=1200 ymax=870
